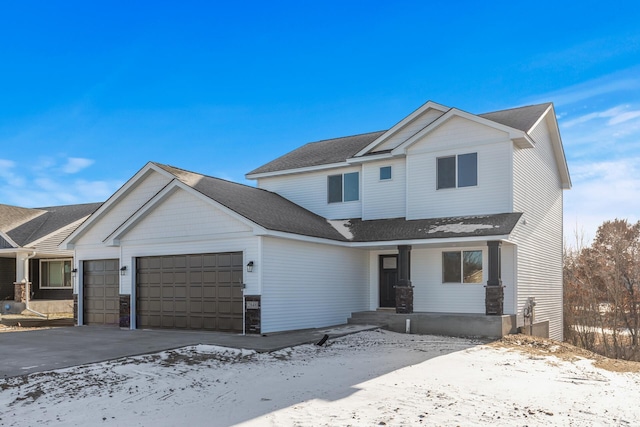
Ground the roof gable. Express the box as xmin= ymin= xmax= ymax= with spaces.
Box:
xmin=391 ymin=108 xmax=533 ymax=155
xmin=246 ymin=101 xmax=555 ymax=177
xmin=352 ymin=101 xmax=449 ymax=156
xmin=62 ymin=163 xmax=176 ymax=247
xmin=156 ymin=164 xmax=348 ymax=241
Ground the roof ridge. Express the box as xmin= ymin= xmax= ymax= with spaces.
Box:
xmin=303 ymin=129 xmax=387 ymax=145
xmin=156 ymin=162 xmax=271 ymax=193
xmin=479 ymin=102 xmax=552 ymax=116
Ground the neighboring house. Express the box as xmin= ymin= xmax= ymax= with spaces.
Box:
xmin=62 ymin=100 xmax=570 ymax=340
xmin=0 ymin=203 xmax=102 ymax=310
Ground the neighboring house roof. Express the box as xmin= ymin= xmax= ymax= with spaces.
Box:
xmin=5 ymin=203 xmax=102 ymax=247
xmin=0 ymin=204 xmax=46 ymax=232
xmin=246 ymin=103 xmax=553 ymax=176
xmin=157 ymin=163 xmax=521 ymax=244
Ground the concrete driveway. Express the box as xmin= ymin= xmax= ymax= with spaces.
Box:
xmin=0 ymin=324 xmax=376 ymax=378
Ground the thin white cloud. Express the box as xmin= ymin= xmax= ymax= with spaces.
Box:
xmin=609 ymin=110 xmax=640 ymax=125
xmin=0 ymin=159 xmax=26 ymax=187
xmin=564 ymin=158 xmax=640 ymax=245
xmin=62 ymin=157 xmax=95 ymax=174
xmin=561 ymin=106 xmax=627 ymax=128
xmin=528 ymin=65 xmax=640 ymax=107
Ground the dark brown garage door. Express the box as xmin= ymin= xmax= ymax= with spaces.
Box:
xmin=83 ymin=259 xmax=120 ymax=326
xmin=136 ymin=252 xmax=243 ymax=332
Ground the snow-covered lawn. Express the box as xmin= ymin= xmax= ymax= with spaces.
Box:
xmin=1 ymin=329 xmax=639 ymax=426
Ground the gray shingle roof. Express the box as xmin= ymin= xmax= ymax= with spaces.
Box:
xmin=246 ymin=103 xmax=552 ymax=176
xmin=156 ymin=163 xmax=521 ymax=243
xmin=155 ymin=163 xmax=348 ymax=241
xmin=246 ymin=130 xmax=385 ymax=176
xmin=478 ymin=103 xmax=552 ymax=133
xmin=7 ymin=203 xmax=102 ymax=247
xmin=344 ymin=213 xmax=522 ymax=242
xmin=0 ymin=204 xmax=45 ymax=233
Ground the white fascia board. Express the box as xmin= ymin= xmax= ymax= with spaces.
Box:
xmin=62 ymin=162 xmax=175 ymax=248
xmin=527 ymin=104 xmax=553 ymax=134
xmin=352 ymin=101 xmax=451 ymax=157
xmin=104 ymin=180 xmax=267 ymax=246
xmin=544 ymin=106 xmax=572 ymax=189
xmin=257 ymin=229 xmax=512 ymax=249
xmin=348 ymin=234 xmax=513 ymax=248
xmin=245 ymin=162 xmax=349 ymax=180
xmin=253 ymin=229 xmax=351 ymax=247
xmin=346 ymin=152 xmax=398 ymax=164
xmin=391 ymin=108 xmax=531 ymax=155
xmin=0 ymin=231 xmax=18 ymax=248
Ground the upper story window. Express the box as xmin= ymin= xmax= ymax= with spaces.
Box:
xmin=437 ymin=152 xmax=477 ymax=189
xmin=40 ymin=259 xmax=73 ymax=289
xmin=379 ymin=166 xmax=392 ymax=181
xmin=442 ymin=250 xmax=483 ymax=284
xmin=328 ymin=172 xmax=359 ymax=203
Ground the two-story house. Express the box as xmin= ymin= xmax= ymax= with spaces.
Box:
xmin=62 ymin=100 xmax=570 ymax=339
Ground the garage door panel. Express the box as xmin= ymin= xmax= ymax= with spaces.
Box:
xmin=83 ymin=259 xmax=119 ymax=326
xmin=137 ymin=252 xmax=243 ymax=332
xmin=189 ymin=286 xmax=202 ymax=298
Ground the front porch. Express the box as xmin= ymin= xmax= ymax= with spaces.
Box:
xmin=348 ymin=310 xmax=518 ymax=339
xmin=1 ymin=299 xmax=73 ymax=316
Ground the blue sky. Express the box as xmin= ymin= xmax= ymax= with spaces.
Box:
xmin=1 ymin=1 xmax=639 ymax=243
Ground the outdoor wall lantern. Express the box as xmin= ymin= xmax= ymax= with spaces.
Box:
xmin=246 ymin=261 xmax=254 ymax=273
xmin=71 ymin=268 xmax=78 ymax=277
xmin=120 ymin=266 xmax=127 ymax=276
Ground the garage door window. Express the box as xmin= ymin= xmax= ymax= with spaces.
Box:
xmin=41 ymin=259 xmax=72 ymax=289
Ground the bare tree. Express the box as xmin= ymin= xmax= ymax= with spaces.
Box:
xmin=564 ymin=220 xmax=640 ymax=360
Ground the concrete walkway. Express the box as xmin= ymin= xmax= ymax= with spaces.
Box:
xmin=0 ymin=324 xmax=378 ymax=378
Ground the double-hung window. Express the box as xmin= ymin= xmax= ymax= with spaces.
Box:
xmin=40 ymin=259 xmax=73 ymax=289
xmin=328 ymin=172 xmax=359 ymax=203
xmin=437 ymin=153 xmax=477 ymax=189
xmin=442 ymin=250 xmax=483 ymax=284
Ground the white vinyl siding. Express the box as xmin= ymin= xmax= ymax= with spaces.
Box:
xmin=511 ymin=115 xmax=564 ymax=340
xmin=407 ymin=141 xmax=512 ymax=219
xmin=411 ymin=247 xmax=487 ymax=313
xmin=75 ymin=171 xmax=172 ymax=245
xmin=260 ymin=237 xmax=369 ymax=333
xmin=120 ymin=189 xmax=252 ymax=243
xmin=375 ymin=108 xmax=446 ymax=151
xmin=257 ymin=166 xmax=362 ymax=220
xmin=362 ymin=158 xmax=406 ymax=220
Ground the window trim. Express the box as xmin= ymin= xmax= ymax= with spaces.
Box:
xmin=40 ymin=258 xmax=73 ymax=289
xmin=379 ymin=166 xmax=392 ymax=181
xmin=437 ymin=152 xmax=478 ymax=190
xmin=442 ymin=250 xmax=484 ymax=284
xmin=327 ymin=172 xmax=360 ymax=203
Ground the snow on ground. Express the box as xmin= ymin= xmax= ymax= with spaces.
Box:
xmin=0 ymin=329 xmax=639 ymax=426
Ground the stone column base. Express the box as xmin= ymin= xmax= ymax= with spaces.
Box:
xmin=485 ymin=286 xmax=505 ymax=315
xmin=119 ymin=295 xmax=131 ymax=328
xmin=13 ymin=282 xmax=26 ymax=303
xmin=395 ymin=286 xmax=414 ymax=314
xmin=73 ymin=294 xmax=79 ymax=325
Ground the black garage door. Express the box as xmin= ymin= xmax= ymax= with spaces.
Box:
xmin=136 ymin=252 xmax=243 ymax=332
xmin=83 ymin=259 xmax=120 ymax=326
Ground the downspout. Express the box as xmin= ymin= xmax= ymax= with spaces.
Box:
xmin=24 ymin=251 xmax=47 ymax=318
